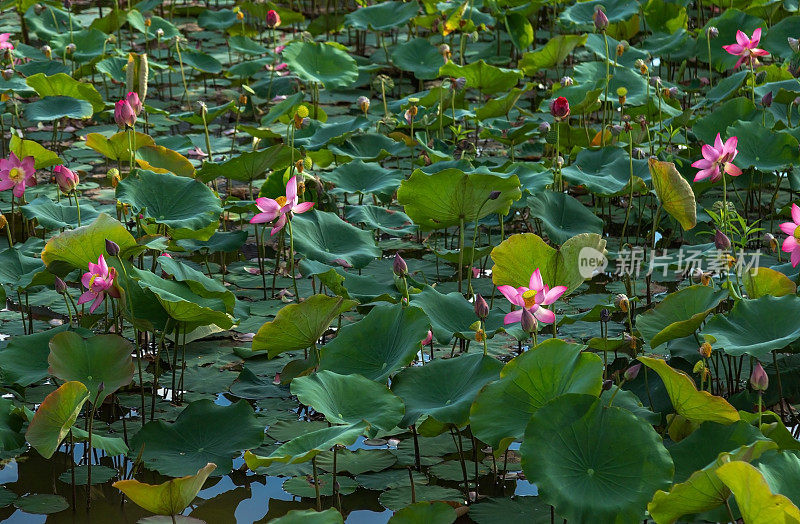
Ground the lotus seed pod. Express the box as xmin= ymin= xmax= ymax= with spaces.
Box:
xmin=614 ymin=293 xmax=630 ymax=313
xmin=41 ymin=45 xmax=51 ymax=59
xmin=699 ymin=342 xmax=713 ymax=358
xmin=707 ymin=26 xmax=719 ymax=38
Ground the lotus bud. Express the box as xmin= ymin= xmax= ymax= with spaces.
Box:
xmin=599 ymin=308 xmax=610 ymax=323
xmin=54 ymin=165 xmax=79 ymax=193
xmin=624 ymin=363 xmax=641 ymax=381
xmin=560 ymin=76 xmax=573 ymax=87
xmin=1 ymin=69 xmax=12 ymax=81
xmin=488 ymin=190 xmax=501 ymax=200
xmin=42 ymin=45 xmax=51 ymax=59
xmin=707 ymin=26 xmax=719 ymax=38
xmin=127 ymin=91 xmax=142 ymax=116
xmin=236 ymin=10 xmax=244 ymax=20
xmin=602 ymin=379 xmax=613 ymax=391
xmin=266 ymin=9 xmax=281 ymax=28
xmin=714 ymin=229 xmax=731 ymax=251
xmin=393 ymin=253 xmax=408 ymax=277
xmin=539 ymin=121 xmax=551 ymax=133
xmin=105 ymin=239 xmax=120 ymax=257
xmin=790 ymin=37 xmax=800 ymax=53
xmin=765 ymin=232 xmax=778 ymax=252
xmin=611 ymin=124 xmax=623 ymax=136
xmin=439 ymin=43 xmax=451 ymax=60
xmin=97 ymin=381 xmax=105 ymax=393
xmin=114 ymin=99 xmax=136 ymax=128
xmin=614 ymin=293 xmax=630 ymax=313
xmin=699 ymin=342 xmax=713 ymax=358
xmin=520 ymin=307 xmax=537 ymax=334
xmin=761 ymin=90 xmax=773 ymax=108
xmin=750 ymin=361 xmax=768 ymax=391
xmin=593 ymin=6 xmax=609 ymax=31
xmin=616 ymin=40 xmax=628 ymax=56
xmin=549 ymin=96 xmax=570 ymax=119
xmin=357 ymin=96 xmax=370 ymax=115
xmin=156 ymin=28 xmax=164 ymax=38
xmin=474 ymin=294 xmax=489 ymax=319
xmin=54 ymin=276 xmax=67 ymax=294
xmin=66 ymin=43 xmax=76 ymax=54
xmin=616 ymin=86 xmax=627 ymax=105
xmin=422 ymin=330 xmax=433 ymax=346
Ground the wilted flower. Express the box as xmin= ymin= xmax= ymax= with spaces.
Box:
xmin=617 ymin=86 xmax=627 ymax=105
xmin=610 ymin=124 xmax=623 ymax=136
xmin=560 ymin=76 xmax=573 ymax=87
xmin=0 ymin=152 xmax=36 ymax=198
xmin=453 ymin=77 xmax=466 ymax=90
xmin=616 ymin=40 xmax=628 ymax=56
xmin=614 ymin=293 xmax=629 ymax=313
xmin=750 ymin=361 xmax=768 ymax=391
xmin=393 ymin=253 xmax=408 ymax=277
xmin=357 ymin=96 xmax=370 ymax=115
xmin=691 ymin=133 xmax=742 ymax=182
xmin=498 ymin=268 xmax=567 ymax=325
xmin=78 ymin=254 xmax=120 ymax=313
xmin=723 ymin=28 xmax=768 ymax=69
xmin=707 ymin=26 xmax=719 ymax=39
xmin=765 ymin=232 xmax=778 ymax=253
xmin=593 ymin=6 xmax=609 ymax=31
xmin=1 ymin=69 xmax=12 ymax=80
xmin=266 ymin=9 xmax=281 ymax=28
xmin=474 ymin=294 xmax=488 ymax=319
xmin=790 ymin=37 xmax=800 ymax=53
xmin=699 ymin=342 xmax=713 ymax=358
xmin=439 ymin=43 xmax=451 ymax=60
xmin=65 ymin=43 xmax=76 ymax=54
xmin=549 ymin=96 xmax=570 ymax=119
xmin=42 ymin=44 xmax=51 ymax=58
xmin=635 ymin=59 xmax=648 ymax=75
xmin=54 ymin=165 xmax=79 ymax=193
xmin=779 ymin=203 xmax=800 ymax=267
xmin=250 ymin=176 xmax=314 ymax=235
xmin=539 ymin=121 xmax=551 ymax=133
xmin=114 ymin=99 xmax=136 ymax=128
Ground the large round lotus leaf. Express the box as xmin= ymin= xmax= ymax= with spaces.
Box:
xmin=229 ymin=367 xmax=290 ymax=400
xmin=13 ymin=494 xmax=69 ymax=514
xmin=176 ymin=230 xmax=248 ymax=254
xmin=635 ymin=285 xmax=726 ymax=349
xmin=762 ymin=16 xmax=800 ymax=59
xmin=41 ymin=213 xmax=138 ymax=275
xmin=519 ymin=34 xmax=588 ymax=75
xmin=392 ymin=353 xmax=502 ymax=428
xmin=283 ymin=473 xmax=358 ymax=497
xmin=0 ymin=247 xmax=51 ymax=291
xmin=269 ymin=508 xmax=344 ymax=524
xmin=135 ymin=145 xmax=196 ymax=178
xmin=520 ymin=394 xmax=674 ymax=523
xmin=345 ymin=205 xmax=417 ymax=236
xmin=292 ymin=118 xmax=370 ymax=150
xmin=470 ymin=339 xmax=602 ymax=452
xmin=180 ymin=49 xmax=222 ymax=74
xmin=252 ymin=294 xmax=357 ymax=358
xmin=291 ymin=210 xmax=381 ymax=269
xmin=754 ymin=450 xmax=800 ymax=508
xmin=703 ymin=295 xmax=800 ymax=360
xmin=129 ymin=400 xmax=264 ymax=477
xmin=528 ymin=192 xmax=603 ymax=244
xmin=649 ymin=440 xmax=777 ymax=524
xmin=649 ymin=158 xmax=697 ymax=231
xmin=244 ymin=421 xmax=368 ymax=468
xmin=0 ymin=326 xmax=84 ymax=387
xmin=639 ymin=357 xmax=739 ymax=425
xmin=469 ymin=497 xmax=552 ymax=524
xmin=21 ymin=196 xmax=100 ymax=230
xmin=85 ymin=131 xmax=155 ymax=162
xmin=158 ymin=256 xmax=235 ymax=311
xmin=726 ymin=121 xmax=800 ymax=172
xmin=490 ymin=232 xmax=606 ymax=294
xmin=25 ymin=381 xmax=89 ymax=459
xmin=559 ymin=0 xmax=639 ymax=28
xmin=113 ymin=462 xmax=216 ymax=516
xmin=291 ymin=370 xmax=405 ymax=432
xmin=356 ymin=469 xmax=429 ymax=490
xmin=319 ymin=303 xmax=430 ymax=382
xmin=438 ymin=60 xmax=522 ymax=95
xmin=391 ymin=38 xmax=444 ymax=80
xmin=25 ymin=95 xmax=93 ymax=121
xmin=397 ymin=168 xmax=521 ymax=230
xmin=48 ymin=332 xmax=134 ymax=405
xmin=388 ymin=502 xmax=456 ymax=524
xmin=116 ymin=170 xmax=222 ymax=232
xmin=692 ymin=98 xmax=758 ymax=145
xmin=0 ymin=398 xmax=26 ymax=455
xmin=25 ymin=72 xmax=104 ymax=113
xmin=345 ymin=1 xmax=419 ymax=30
xmin=475 ymin=85 xmax=533 ymax=121
xmin=196 ymin=145 xmax=295 ymax=183
xmin=316 ymin=448 xmax=397 ymax=475
xmin=323 ymin=160 xmax=404 ymax=197
xmin=58 ymin=464 xmax=117 ymax=485
xmin=327 ymin=134 xmax=407 ymax=160
xmin=379 ymin=485 xmax=464 ymax=511
xmin=282 ymin=42 xmax=358 ymax=88
xmin=409 ymin=285 xmax=505 ymax=344
xmin=717 ymin=461 xmax=800 ymax=522
xmin=560 ymin=147 xmax=649 ymax=197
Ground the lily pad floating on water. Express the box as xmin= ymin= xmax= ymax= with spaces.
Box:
xmin=269 ymin=508 xmax=344 ymax=524
xmin=13 ymin=494 xmax=69 ymax=515
xmin=388 ymin=501 xmax=457 ymax=524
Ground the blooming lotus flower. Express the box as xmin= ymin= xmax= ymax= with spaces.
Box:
xmin=54 ymin=165 xmax=79 ymax=193
xmin=722 ymin=29 xmax=769 ymax=69
xmin=78 ymin=255 xmax=120 ymax=313
xmin=0 ymin=152 xmax=36 ymax=198
xmin=114 ymin=99 xmax=136 ymax=128
xmin=779 ymin=203 xmax=800 ymax=267
xmin=0 ymin=34 xmax=13 ymax=51
xmin=497 ymin=269 xmax=567 ymax=325
xmin=250 ymin=175 xmax=314 ymax=235
xmin=691 ymin=133 xmax=742 ymax=182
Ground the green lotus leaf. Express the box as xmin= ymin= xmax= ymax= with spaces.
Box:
xmin=70 ymin=425 xmax=129 ymax=456
xmin=135 ymin=145 xmax=196 ymax=178
xmin=127 ymin=12 xmax=180 ymax=40
xmin=48 ymin=332 xmax=134 ymax=405
xmin=158 ymin=256 xmax=235 ymax=313
xmin=113 ymin=462 xmax=216 ymax=516
xmin=323 ymin=160 xmax=404 ymax=198
xmin=559 ymin=0 xmax=640 ymax=28
xmin=702 ymin=295 xmax=800 ymax=360
xmin=379 ymin=485 xmax=464 ymax=511
xmin=397 ymin=168 xmax=521 ymax=230
xmin=25 ymin=96 xmax=93 ymax=121
xmin=196 ymin=145 xmax=294 ymax=183
xmin=25 ymin=73 xmax=104 ymax=113
xmin=345 ymin=1 xmax=419 ymax=30
xmin=327 ymin=133 xmax=407 ymax=160
xmin=244 ymin=421 xmax=368 ymax=468
xmin=490 ymin=232 xmax=607 ymax=294
xmin=252 ymin=294 xmax=357 ymax=358
xmin=291 ymin=370 xmax=405 ymax=432
xmin=743 ymin=267 xmax=797 ymax=298
xmin=692 ymin=98 xmax=758 ymax=145
xmin=753 ymin=450 xmax=800 ymax=508
xmin=0 ymin=247 xmax=52 ymax=292
xmin=13 ymin=494 xmax=69 ymax=515
xmin=116 ymin=170 xmax=222 ymax=233
xmin=345 ymin=205 xmax=417 ymax=236
xmin=475 ymin=85 xmax=533 ymax=121
xmin=315 ymin=448 xmax=397 ymax=475
xmin=21 ymin=196 xmax=100 ymax=230
xmin=9 ymin=135 xmax=61 ymax=169
xmin=560 ymin=146 xmax=649 ymax=197
xmin=291 ymin=210 xmax=381 ymax=269
xmin=319 ymin=303 xmax=429 ymax=382
xmin=470 ymin=339 xmax=602 ymax=453
xmin=292 ymin=118 xmax=370 ymax=150
xmin=227 ymin=35 xmax=268 ymax=55
xmin=528 ymin=192 xmax=604 ymax=244
xmin=639 ymin=356 xmax=740 ymax=424
xmin=283 ymin=473 xmax=358 ymax=497
xmin=519 ymin=34 xmax=588 ymax=75
xmin=469 ymin=496 xmax=552 ymax=524
xmin=85 ymin=131 xmax=155 ymax=162
xmin=392 ymin=353 xmax=502 ymax=428
xmin=0 ymin=326 xmax=86 ymax=387
xmin=58 ymin=464 xmax=117 ymax=485
xmin=130 ymin=399 xmax=264 ymax=477
xmin=505 ymin=12 xmax=534 ymax=51
xmin=282 ymin=41 xmax=358 ymax=88
xmin=391 ymin=38 xmax=444 ymax=80
xmin=761 ymin=16 xmax=800 ymax=59
xmin=388 ymin=502 xmax=457 ymax=524
xmin=269 ymin=509 xmax=344 ymax=524
xmin=726 ymin=121 xmax=800 ymax=172
xmin=0 ymin=398 xmax=26 ymax=455
xmin=635 ymin=285 xmax=726 ymax=349
xmin=520 ymin=394 xmax=673 ymax=523
xmin=717 ymin=461 xmax=800 ymax=523
xmin=41 ymin=213 xmax=137 ymax=275
xmin=409 ymin=285 xmax=504 ymax=344
xmin=180 ymin=49 xmax=222 ymax=74
xmin=650 ymin=158 xmax=697 ymax=231
xmin=176 ymin=230 xmax=248 ymax=254
xmin=25 ymin=381 xmax=89 ymax=459
xmin=438 ymin=60 xmax=522 ymax=95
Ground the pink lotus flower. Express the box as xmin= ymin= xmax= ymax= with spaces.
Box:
xmin=691 ymin=133 xmax=742 ymax=183
xmin=0 ymin=34 xmax=13 ymax=51
xmin=78 ymin=255 xmax=120 ymax=313
xmin=250 ymin=175 xmax=314 ymax=235
xmin=114 ymin=99 xmax=136 ymax=128
xmin=421 ymin=330 xmax=433 ymax=346
xmin=54 ymin=165 xmax=79 ymax=193
xmin=497 ymin=269 xmax=567 ymax=325
xmin=722 ymin=29 xmax=769 ymax=69
xmin=126 ymin=91 xmax=142 ymax=115
xmin=779 ymin=203 xmax=800 ymax=267
xmin=0 ymin=152 xmax=36 ymax=198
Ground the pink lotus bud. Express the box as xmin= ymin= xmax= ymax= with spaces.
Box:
xmin=624 ymin=363 xmax=641 ymax=381
xmin=521 ymin=307 xmax=537 ymax=334
xmin=126 ymin=91 xmax=142 ymax=115
xmin=421 ymin=330 xmax=433 ymax=346
xmin=393 ymin=253 xmax=408 ymax=277
xmin=54 ymin=165 xmax=79 ymax=193
xmin=474 ymin=294 xmax=488 ymax=319
xmin=114 ymin=99 xmax=136 ymax=128
xmin=593 ymin=6 xmax=609 ymax=31
xmin=750 ymin=362 xmax=768 ymax=392
xmin=266 ymin=9 xmax=281 ymax=28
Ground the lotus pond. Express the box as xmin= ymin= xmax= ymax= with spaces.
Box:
xmin=3 ymin=0 xmax=800 ymax=523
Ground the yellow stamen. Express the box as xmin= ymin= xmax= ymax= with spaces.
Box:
xmin=522 ymin=289 xmax=537 ymax=308
xmin=276 ymin=196 xmax=287 ymax=207
xmin=8 ymin=167 xmax=24 ymax=183
xmin=794 ymin=226 xmax=800 ymax=241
